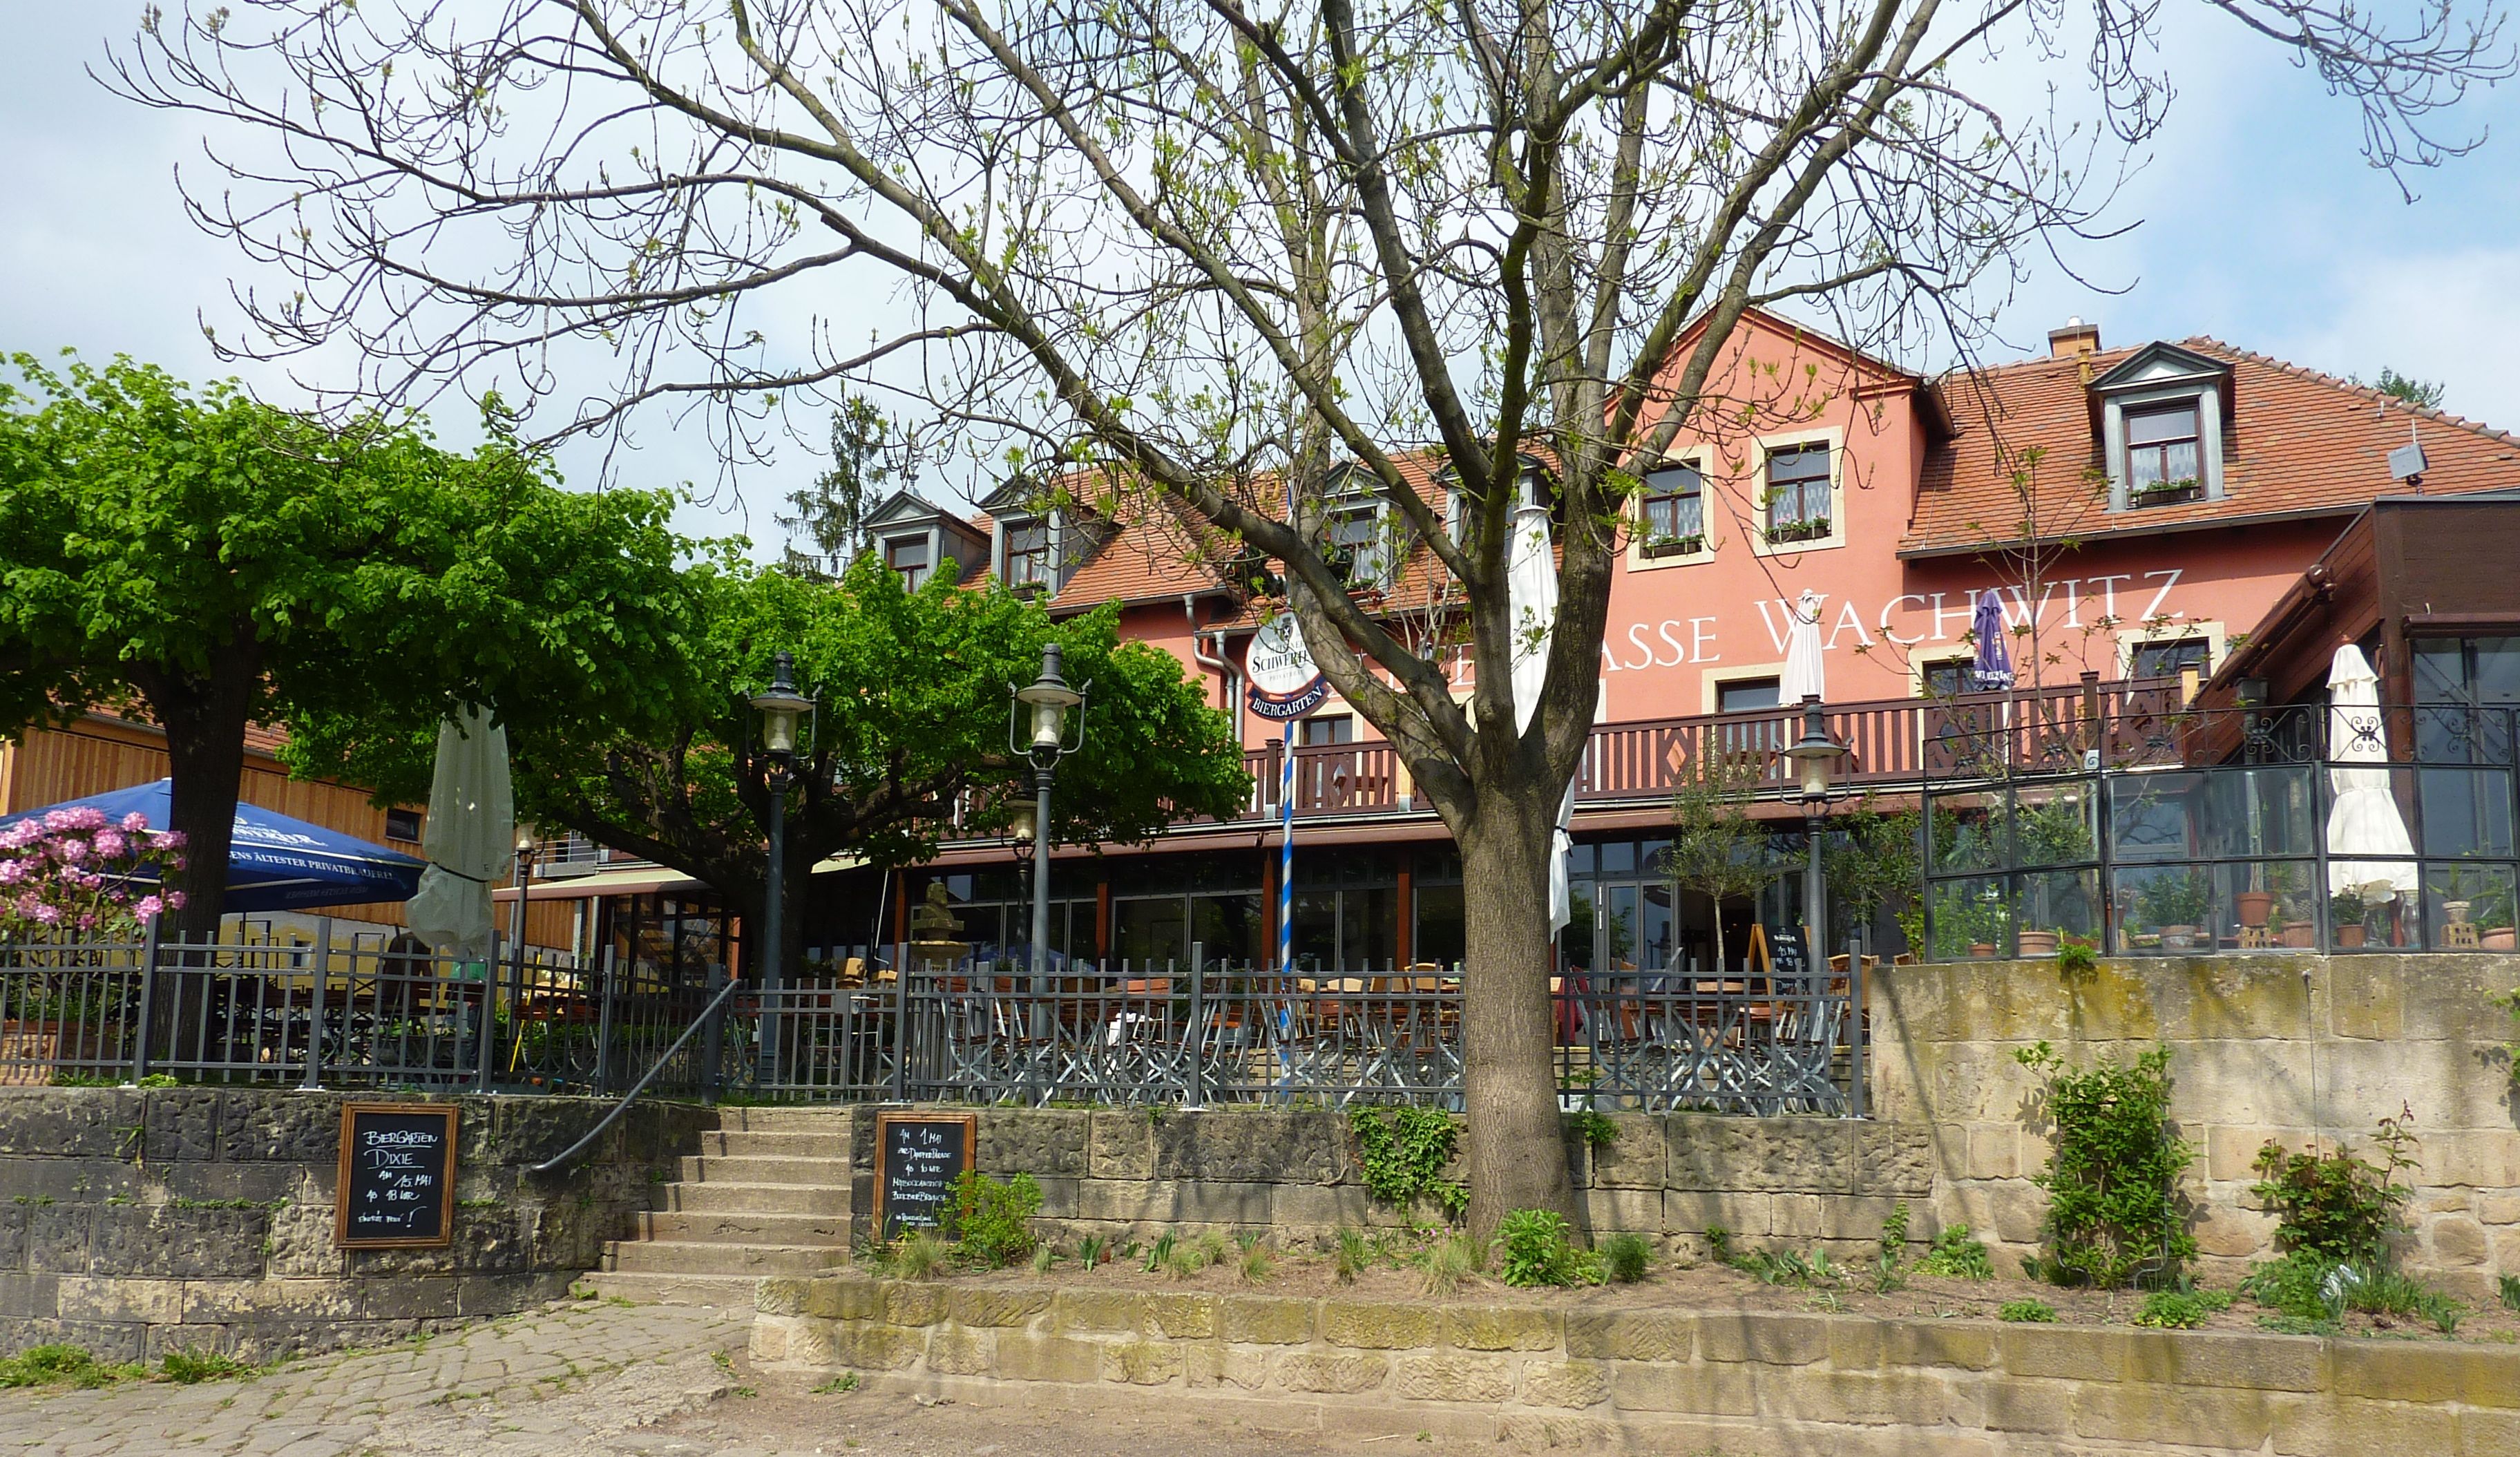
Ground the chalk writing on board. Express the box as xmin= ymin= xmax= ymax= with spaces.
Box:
xmin=336 ymin=1105 xmax=457 ymax=1248
xmin=875 ymin=1113 xmax=973 ymax=1241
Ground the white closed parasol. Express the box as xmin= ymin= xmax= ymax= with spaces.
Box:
xmin=1507 ymin=503 xmax=1585 ymax=933
xmin=402 ymin=705 xmax=515 ymax=958
xmin=1780 ymin=590 xmax=1826 ymax=705
xmin=2324 ymin=645 xmax=2418 ymax=902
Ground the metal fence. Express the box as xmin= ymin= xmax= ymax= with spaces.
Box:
xmin=718 ymin=958 xmax=1864 ymax=1116
xmin=2 ymin=935 xmax=1867 ymax=1116
xmin=0 ymin=922 xmax=709 ymax=1096
xmin=1921 ymin=697 xmax=2520 ymax=958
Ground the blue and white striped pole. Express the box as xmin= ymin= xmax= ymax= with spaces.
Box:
xmin=1278 ymin=741 xmax=1297 ymax=971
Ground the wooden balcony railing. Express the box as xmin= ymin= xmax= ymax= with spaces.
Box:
xmin=1225 ymin=676 xmax=2187 ymax=823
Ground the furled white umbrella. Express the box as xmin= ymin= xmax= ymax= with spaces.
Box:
xmin=1507 ymin=504 xmax=1584 ymax=933
xmin=2325 ymin=645 xmax=2418 ymax=902
xmin=1780 ymin=589 xmax=1827 ymax=705
xmin=401 ymin=705 xmax=515 ymax=958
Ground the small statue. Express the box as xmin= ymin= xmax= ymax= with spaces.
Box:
xmin=907 ymin=882 xmax=962 ymax=941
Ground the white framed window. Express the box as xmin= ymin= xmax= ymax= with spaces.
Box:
xmin=2093 ymin=344 xmax=2231 ymax=512
xmin=884 ymin=532 xmax=931 ymax=589
xmin=1319 ymin=470 xmax=1400 ymax=589
xmin=1624 ymin=454 xmax=1717 ymax=573
xmin=1001 ymin=518 xmax=1052 ymax=591
xmin=1748 ymin=428 xmax=1846 ymax=555
xmin=1442 ymin=459 xmax=1547 ymax=546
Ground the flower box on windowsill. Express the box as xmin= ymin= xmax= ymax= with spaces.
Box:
xmin=1765 ymin=519 xmax=1831 ymax=545
xmin=1641 ymin=534 xmax=1706 ymax=560
xmin=2130 ymin=482 xmax=2204 ymax=509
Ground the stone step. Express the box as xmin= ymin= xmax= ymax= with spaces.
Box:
xmin=580 ymin=1271 xmax=763 ymax=1307
xmin=701 ymin=1128 xmax=853 ymax=1160
xmin=658 ymin=1181 xmax=853 ymax=1215
xmin=713 ymin=1105 xmax=859 ymax=1131
xmin=635 ymin=1210 xmax=849 ymax=1245
xmin=679 ymin=1153 xmax=854 ymax=1185
xmin=607 ymin=1239 xmax=852 ymax=1277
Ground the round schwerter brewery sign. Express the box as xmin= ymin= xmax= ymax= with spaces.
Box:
xmin=1246 ymin=614 xmax=1330 ymax=721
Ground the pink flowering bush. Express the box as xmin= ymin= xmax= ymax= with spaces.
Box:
xmin=0 ymin=808 xmax=186 ymax=943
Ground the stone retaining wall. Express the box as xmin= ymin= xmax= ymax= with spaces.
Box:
xmin=1875 ymin=952 xmax=2520 ymax=1295
xmin=0 ymin=1087 xmax=709 ymax=1362
xmin=752 ymin=1275 xmax=2519 ymax=1454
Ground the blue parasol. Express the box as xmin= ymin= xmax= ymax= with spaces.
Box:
xmin=1970 ymin=589 xmax=2014 ymax=691
xmin=0 ymin=779 xmax=426 ymax=913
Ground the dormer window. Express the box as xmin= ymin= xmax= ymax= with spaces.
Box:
xmin=2126 ymin=403 xmax=2204 ymax=507
xmin=885 ymin=533 xmax=931 ymax=589
xmin=1323 ymin=483 xmax=1394 ymax=589
xmin=1639 ymin=465 xmax=1706 ymax=558
xmin=1002 ymin=520 xmax=1052 ymax=591
xmin=1441 ymin=456 xmax=1547 ymax=547
xmin=2091 ymin=342 xmax=2233 ymax=513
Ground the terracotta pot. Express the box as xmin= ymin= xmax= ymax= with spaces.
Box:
xmin=2016 ymin=930 xmax=2061 ymax=957
xmin=2484 ymin=927 xmax=2515 ymax=951
xmin=2278 ymin=921 xmax=2317 ymax=949
xmin=2235 ymin=891 xmax=2278 ymax=929
xmin=1967 ymin=943 xmax=1997 ymax=959
xmin=2160 ymin=926 xmax=2197 ymax=951
xmin=2337 ymin=924 xmax=2367 ymax=949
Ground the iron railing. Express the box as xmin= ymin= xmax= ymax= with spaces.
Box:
xmin=0 ymin=922 xmax=714 ymax=1096
xmin=1921 ymin=697 xmax=2520 ymax=958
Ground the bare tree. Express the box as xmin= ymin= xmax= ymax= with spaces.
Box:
xmin=111 ymin=0 xmax=2508 ymax=1230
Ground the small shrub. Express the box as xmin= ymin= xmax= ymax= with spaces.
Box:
xmin=1915 ymin=1224 xmax=1995 ymax=1279
xmin=1873 ymin=1202 xmax=1911 ymax=1293
xmin=1418 ymin=1232 xmax=1484 ymax=1295
xmin=1030 ymin=1244 xmax=1058 ymax=1275
xmin=948 ymin=1171 xmax=1042 ymax=1269
xmin=0 ymin=1344 xmax=141 ymax=1389
xmin=1351 ymin=1107 xmax=1468 ymax=1221
xmin=1495 ymin=1209 xmax=1598 ymax=1288
xmin=1598 ymin=1232 xmax=1652 ymax=1285
xmin=812 ymin=1371 xmax=860 ymax=1394
xmin=1143 ymin=1231 xmax=1181 ymax=1274
xmin=2055 ymin=942 xmax=2099 ymax=982
xmin=1333 ymin=1227 xmax=1371 ymax=1284
xmin=2500 ymin=1273 xmax=2520 ymax=1311
xmin=1568 ymin=1110 xmax=1619 ymax=1150
xmin=1194 ymin=1229 xmax=1230 ymax=1266
xmin=1997 ymin=1299 xmax=2057 ymax=1323
xmin=2014 ymin=1041 xmax=2197 ymax=1288
xmin=2135 ymin=1291 xmax=2210 ymax=1329
xmin=1237 ymin=1234 xmax=1275 ymax=1285
xmin=1076 ymin=1234 xmax=1109 ymax=1268
xmin=160 ymin=1348 xmax=253 ymax=1384
xmin=884 ymin=1230 xmax=952 ymax=1280
xmin=2248 ymin=1110 xmax=2416 ymax=1265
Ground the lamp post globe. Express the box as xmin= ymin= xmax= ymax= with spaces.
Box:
xmin=1010 ymin=643 xmax=1087 ymax=1101
xmin=1779 ymin=694 xmax=1846 ymax=970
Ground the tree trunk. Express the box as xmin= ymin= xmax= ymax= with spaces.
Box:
xmin=138 ymin=651 xmax=260 ymax=948
xmin=1456 ymin=785 xmax=1579 ymax=1240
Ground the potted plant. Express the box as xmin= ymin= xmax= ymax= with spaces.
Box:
xmin=2329 ymin=888 xmax=2371 ymax=949
xmin=2016 ymin=928 xmax=2062 ymax=957
xmin=2139 ymin=871 xmax=2213 ymax=951
xmin=2476 ymin=884 xmax=2516 ymax=952
xmin=2235 ymin=886 xmax=2278 ymax=930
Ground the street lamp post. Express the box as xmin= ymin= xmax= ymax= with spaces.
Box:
xmin=750 ymin=651 xmax=812 ymax=1092
xmin=1782 ymin=694 xmax=1846 ymax=959
xmin=1011 ymin=645 xmax=1085 ymax=1101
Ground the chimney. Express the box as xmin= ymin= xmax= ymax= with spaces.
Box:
xmin=2048 ymin=317 xmax=2101 ymax=359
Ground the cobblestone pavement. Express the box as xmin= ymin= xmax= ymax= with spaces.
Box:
xmin=1 ymin=1299 xmax=1442 ymax=1457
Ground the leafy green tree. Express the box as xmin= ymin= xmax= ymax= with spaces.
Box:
xmin=296 ymin=555 xmax=1250 ymax=982
xmin=0 ymin=353 xmax=698 ymax=942
xmin=2373 ymin=369 xmax=2447 ymax=410
xmin=1664 ymin=746 xmax=1784 ymax=976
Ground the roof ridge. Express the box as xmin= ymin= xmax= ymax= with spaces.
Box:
xmin=2181 ymin=336 xmax=2518 ymax=447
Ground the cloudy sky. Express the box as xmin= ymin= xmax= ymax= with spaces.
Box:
xmin=5 ymin=5 xmax=2516 ymax=551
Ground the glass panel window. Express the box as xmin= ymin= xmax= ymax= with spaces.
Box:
xmin=1719 ymin=677 xmax=1782 ymax=713
xmin=1111 ymin=897 xmax=1190 ymax=970
xmin=1763 ymin=445 xmax=1831 ymax=542
xmin=1189 ymin=893 xmax=1263 ymax=964
xmin=1922 ymin=660 xmax=1972 ymax=698
xmin=1640 ymin=466 xmax=1704 ymax=555
xmin=884 ymin=533 xmax=930 ymax=589
xmin=2126 ymin=403 xmax=2203 ymax=504
xmin=1003 ymin=520 xmax=1051 ymax=590
xmin=1413 ymin=882 xmax=1464 ymax=968
xmin=2132 ymin=636 xmax=2211 ymax=680
xmin=1297 ymin=715 xmax=1355 ymax=746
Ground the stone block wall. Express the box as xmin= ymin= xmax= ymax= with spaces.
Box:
xmin=0 ymin=1087 xmax=709 ymax=1362
xmin=1873 ymin=952 xmax=2520 ymax=1295
xmin=752 ymin=1275 xmax=2520 ymax=1454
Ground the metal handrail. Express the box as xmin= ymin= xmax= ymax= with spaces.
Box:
xmin=526 ymin=971 xmax=748 ymax=1175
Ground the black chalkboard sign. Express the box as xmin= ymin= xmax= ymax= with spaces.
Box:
xmin=335 ymin=1103 xmax=459 ymax=1248
xmin=1767 ymin=926 xmax=1808 ymax=979
xmin=874 ymin=1111 xmax=975 ymax=1241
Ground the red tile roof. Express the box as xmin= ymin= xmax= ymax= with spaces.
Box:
xmin=1904 ymin=339 xmax=2520 ymax=555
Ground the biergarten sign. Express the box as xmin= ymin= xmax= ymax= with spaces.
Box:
xmin=1245 ymin=614 xmax=1330 ymax=721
